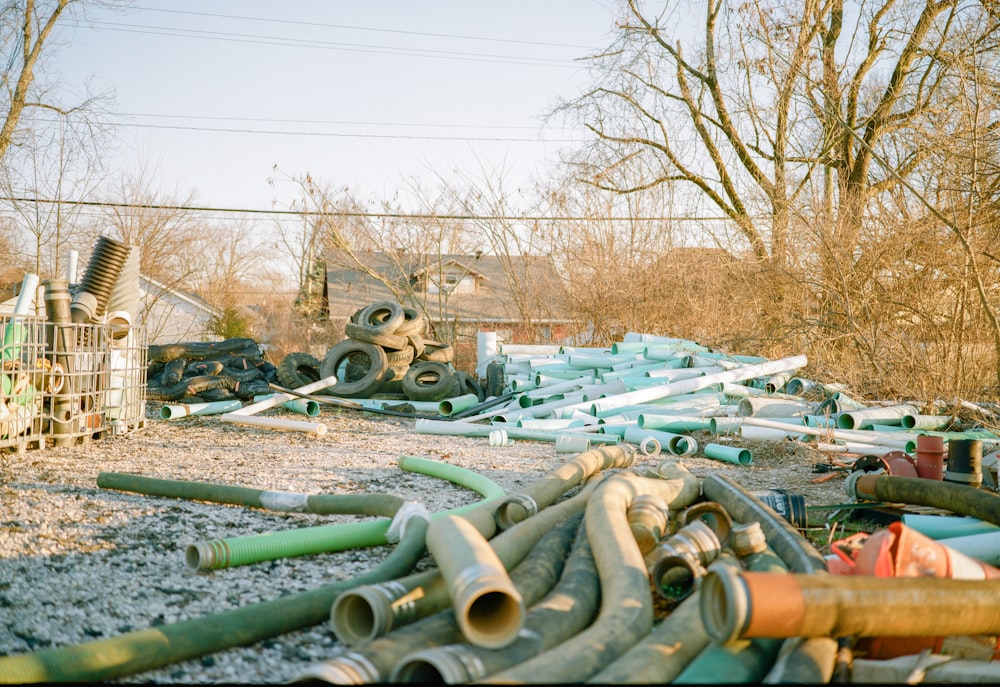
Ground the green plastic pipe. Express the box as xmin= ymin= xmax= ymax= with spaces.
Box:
xmin=836 ymin=403 xmax=918 ymax=430
xmin=623 ymin=426 xmax=695 ymax=456
xmin=252 ymin=393 xmax=320 ymax=417
xmin=901 ymin=414 xmax=952 ymax=430
xmin=160 ymin=399 xmax=243 ymax=419
xmin=704 ymin=443 xmax=753 ymax=466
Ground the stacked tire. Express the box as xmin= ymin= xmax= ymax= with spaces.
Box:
xmin=311 ymin=301 xmax=477 ymax=402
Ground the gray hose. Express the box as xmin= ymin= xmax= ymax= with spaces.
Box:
xmin=494 ymin=444 xmax=635 ymax=529
xmin=391 ymin=516 xmax=598 ymax=683
xmin=301 ymin=512 xmax=583 ymax=684
xmin=483 ymin=463 xmax=702 ymax=683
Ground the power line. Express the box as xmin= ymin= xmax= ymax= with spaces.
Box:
xmin=131 ymin=5 xmax=599 ymax=50
xmin=80 ymin=21 xmax=581 ymax=68
xmin=110 ymin=112 xmax=558 ymax=131
xmin=0 ymin=195 xmax=732 ymax=222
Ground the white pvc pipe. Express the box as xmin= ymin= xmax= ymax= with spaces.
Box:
xmin=219 ymin=413 xmax=328 ymax=435
xmin=737 ymin=397 xmax=817 ymax=418
xmin=13 ymin=273 xmax=39 ymax=316
xmin=742 ymin=417 xmax=912 ymax=449
xmin=414 ymin=418 xmax=621 ymax=445
xmin=815 ymin=441 xmax=906 ymax=457
xmin=230 ymin=375 xmax=337 ymax=416
xmin=589 ymin=355 xmax=808 ymax=416
xmin=162 ymin=399 xmax=243 ymax=419
xmin=936 ymin=531 xmax=1000 ymax=566
xmin=66 ymin=249 xmax=78 ymax=283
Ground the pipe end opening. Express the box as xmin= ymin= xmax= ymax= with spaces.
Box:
xmin=463 ymin=589 xmax=525 ymax=649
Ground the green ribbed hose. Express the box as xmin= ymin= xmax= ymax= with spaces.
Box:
xmin=100 ymin=457 xmax=505 ymax=571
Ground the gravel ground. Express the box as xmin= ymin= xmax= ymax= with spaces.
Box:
xmin=0 ymin=402 xmax=849 ymax=684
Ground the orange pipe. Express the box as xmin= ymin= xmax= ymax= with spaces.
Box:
xmin=701 ymin=566 xmax=1000 ymax=644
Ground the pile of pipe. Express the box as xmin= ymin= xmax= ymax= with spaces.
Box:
xmin=407 ymin=333 xmax=1000 ymax=470
xmin=6 ymin=445 xmax=1000 ymax=683
xmin=146 ymin=337 xmax=276 ymax=404
xmin=313 ymin=300 xmax=482 ymax=402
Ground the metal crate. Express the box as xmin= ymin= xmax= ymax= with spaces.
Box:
xmin=44 ymin=323 xmax=112 ymax=447
xmin=0 ymin=314 xmax=47 ymax=452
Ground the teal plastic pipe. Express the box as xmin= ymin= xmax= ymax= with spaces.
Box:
xmin=414 ymin=418 xmax=621 ymax=445
xmin=704 ymin=443 xmax=753 ymax=466
xmin=160 ymin=399 xmax=243 ymax=419
xmin=252 ymin=393 xmax=320 ymax=417
xmin=623 ymin=426 xmax=695 ymax=456
xmin=901 ymin=514 xmax=1000 ymax=539
xmin=937 ymin=530 xmax=1000 ymax=566
xmin=439 ymin=393 xmax=481 ymax=416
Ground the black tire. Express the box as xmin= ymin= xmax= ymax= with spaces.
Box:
xmin=394 ymin=307 xmax=426 ymax=337
xmin=321 ymin=340 xmax=389 ymax=398
xmin=417 ymin=339 xmax=454 ymax=363
xmin=356 ymin=301 xmax=405 ymax=333
xmin=402 ymin=361 xmax=457 ymax=402
xmin=453 ymin=371 xmax=486 ymax=402
xmin=485 ymin=361 xmax=505 ymax=397
xmin=385 ymin=346 xmax=415 ymax=367
xmin=344 ymin=321 xmax=408 ymax=351
xmin=277 ymin=352 xmax=322 ymax=389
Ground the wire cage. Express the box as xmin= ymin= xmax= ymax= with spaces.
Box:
xmin=0 ymin=314 xmax=48 ymax=453
xmin=43 ymin=322 xmax=114 ymax=447
xmin=103 ymin=318 xmax=148 ymax=435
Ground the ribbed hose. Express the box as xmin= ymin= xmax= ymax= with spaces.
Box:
xmin=424 ymin=514 xmax=525 ymax=648
xmin=302 ymin=512 xmax=584 ymax=684
xmin=587 ymin=554 xmax=741 ymax=684
xmin=675 ymin=546 xmax=788 ymax=683
xmin=328 ymin=475 xmax=603 ymax=646
xmin=71 ymin=235 xmax=132 ymax=323
xmin=494 ymin=444 xmax=635 ymax=529
xmin=850 ymin=473 xmax=1000 ymax=526
xmin=701 ymin=570 xmax=1000 ymax=643
xmin=483 ymin=463 xmax=702 ymax=683
xmin=701 ymin=472 xmax=834 ymax=680
xmin=391 ymin=516 xmax=598 ymax=683
xmin=702 ymin=473 xmax=827 ymax=574
xmin=101 ymin=456 xmax=504 ymax=572
xmin=0 ymin=517 xmax=428 ymax=683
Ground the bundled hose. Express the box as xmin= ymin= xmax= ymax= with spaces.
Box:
xmin=301 ymin=513 xmax=583 ymax=684
xmin=848 ymin=473 xmax=1000 ymax=526
xmin=329 ymin=476 xmax=602 ymax=646
xmin=391 ymin=516 xmax=598 ymax=683
xmin=494 ymin=444 xmax=635 ymax=529
xmin=483 ymin=463 xmax=702 ymax=683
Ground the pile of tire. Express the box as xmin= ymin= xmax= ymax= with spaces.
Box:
xmin=146 ymin=337 xmax=277 ymax=403
xmin=277 ymin=301 xmax=483 ymax=403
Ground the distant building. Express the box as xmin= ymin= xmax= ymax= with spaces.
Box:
xmin=324 ymin=250 xmax=580 ymax=350
xmin=0 ymin=274 xmax=221 ymax=345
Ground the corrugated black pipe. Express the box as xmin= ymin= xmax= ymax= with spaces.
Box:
xmin=300 ymin=512 xmax=583 ymax=684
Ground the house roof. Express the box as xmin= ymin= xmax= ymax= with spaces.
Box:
xmin=325 ymin=249 xmax=569 ymax=324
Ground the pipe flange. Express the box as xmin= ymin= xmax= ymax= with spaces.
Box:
xmin=700 ymin=561 xmax=749 ymax=645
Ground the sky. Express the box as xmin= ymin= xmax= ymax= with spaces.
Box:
xmin=45 ymin=1 xmax=620 ymax=214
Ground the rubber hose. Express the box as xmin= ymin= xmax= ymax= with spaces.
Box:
xmin=0 ymin=517 xmax=428 ymax=684
xmin=851 ymin=473 xmax=1000 ymax=526
xmin=329 ymin=476 xmax=602 ymax=646
xmin=762 ymin=637 xmax=838 ymax=684
xmin=425 ymin=514 xmax=525 ymax=649
xmin=390 ymin=515 xmax=598 ymax=683
xmin=494 ymin=444 xmax=635 ymax=529
xmin=483 ymin=463 xmax=702 ymax=683
xmin=303 ymin=512 xmax=583 ymax=684
xmin=701 ymin=570 xmax=1000 ymax=643
xmin=588 ymin=554 xmax=742 ymax=684
xmin=675 ymin=546 xmax=788 ymax=683
xmin=100 ymin=457 xmax=504 ymax=572
xmin=702 ymin=473 xmax=827 ymax=574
